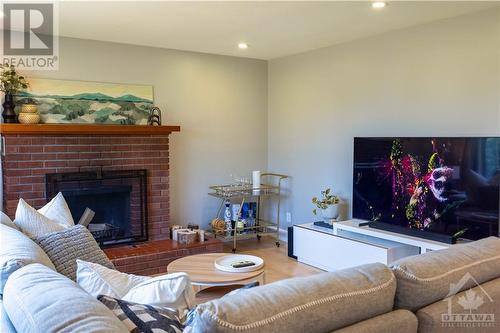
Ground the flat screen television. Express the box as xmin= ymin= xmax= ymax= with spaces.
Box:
xmin=353 ymin=137 xmax=499 ymax=243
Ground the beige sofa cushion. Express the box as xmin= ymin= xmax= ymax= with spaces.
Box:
xmin=334 ymin=309 xmax=418 ymax=333
xmin=390 ymin=237 xmax=500 ymax=311
xmin=189 ymin=263 xmax=396 ymax=333
xmin=1 ymin=299 xmax=16 ymax=333
xmin=416 ymin=277 xmax=500 ymax=333
xmin=0 ymin=224 xmax=55 ymax=296
xmin=3 ymin=263 xmax=128 ymax=333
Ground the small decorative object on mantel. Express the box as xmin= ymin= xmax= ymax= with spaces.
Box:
xmin=312 ymin=188 xmax=340 ymax=224
xmin=148 ymin=106 xmax=162 ymax=126
xmin=18 ymin=100 xmax=40 ymax=124
xmin=0 ymin=64 xmax=29 ymax=123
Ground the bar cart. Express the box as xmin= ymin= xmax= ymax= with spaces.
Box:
xmin=208 ymin=173 xmax=288 ymax=252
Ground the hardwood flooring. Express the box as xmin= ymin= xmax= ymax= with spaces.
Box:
xmin=195 ymin=236 xmax=322 ymax=303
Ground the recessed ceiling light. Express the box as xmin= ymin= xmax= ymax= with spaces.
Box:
xmin=372 ymin=2 xmax=387 ymax=9
xmin=238 ymin=43 xmax=248 ymax=49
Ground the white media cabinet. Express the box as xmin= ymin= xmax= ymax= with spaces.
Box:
xmin=293 ymin=220 xmax=450 ymax=271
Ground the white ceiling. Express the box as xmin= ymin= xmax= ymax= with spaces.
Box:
xmin=56 ymin=1 xmax=497 ymax=60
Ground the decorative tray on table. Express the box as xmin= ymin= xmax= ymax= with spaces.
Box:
xmin=214 ymin=254 xmax=264 ymax=273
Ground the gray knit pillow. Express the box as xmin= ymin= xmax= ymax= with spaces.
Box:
xmin=34 ymin=225 xmax=115 ymax=280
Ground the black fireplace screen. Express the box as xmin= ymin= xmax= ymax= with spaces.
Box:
xmin=46 ymin=169 xmax=148 ymax=246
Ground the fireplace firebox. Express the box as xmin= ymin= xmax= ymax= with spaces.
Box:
xmin=46 ymin=169 xmax=148 ymax=246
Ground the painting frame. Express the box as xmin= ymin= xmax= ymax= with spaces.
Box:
xmin=15 ymin=78 xmax=154 ymax=125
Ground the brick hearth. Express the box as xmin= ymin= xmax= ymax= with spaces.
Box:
xmin=104 ymin=238 xmax=224 ymax=275
xmin=2 ymin=134 xmax=170 ymax=240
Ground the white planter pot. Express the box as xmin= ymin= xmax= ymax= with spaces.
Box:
xmin=321 ymin=204 xmax=339 ymax=222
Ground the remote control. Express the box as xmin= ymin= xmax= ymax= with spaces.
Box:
xmin=231 ymin=261 xmax=256 ymax=268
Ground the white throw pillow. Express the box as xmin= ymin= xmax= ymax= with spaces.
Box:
xmin=13 ymin=199 xmax=66 ymax=238
xmin=123 ymin=272 xmax=197 ymax=311
xmin=76 ymin=259 xmax=148 ymax=298
xmin=38 ymin=192 xmax=75 ymax=227
xmin=76 ymin=260 xmax=196 ymax=314
xmin=0 ymin=211 xmax=20 ymax=231
xmin=0 ymin=223 xmax=56 ymax=295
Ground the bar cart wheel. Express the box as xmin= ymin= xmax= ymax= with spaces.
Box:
xmin=275 ymin=241 xmax=280 ymax=247
xmin=232 ymin=248 xmax=236 ymax=253
xmin=257 ymin=235 xmax=262 ymax=241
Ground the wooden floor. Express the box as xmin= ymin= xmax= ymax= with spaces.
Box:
xmin=195 ymin=236 xmax=322 ymax=303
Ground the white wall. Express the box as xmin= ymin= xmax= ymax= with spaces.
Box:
xmin=268 ymin=9 xmax=500 ymax=227
xmin=26 ymin=37 xmax=268 ymax=228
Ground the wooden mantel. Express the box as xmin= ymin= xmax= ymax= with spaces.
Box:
xmin=0 ymin=123 xmax=180 ymax=135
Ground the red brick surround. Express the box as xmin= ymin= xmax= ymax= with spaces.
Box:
xmin=2 ymin=134 xmax=170 ymax=240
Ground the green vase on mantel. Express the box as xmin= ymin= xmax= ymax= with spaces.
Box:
xmin=2 ymin=92 xmax=17 ymax=123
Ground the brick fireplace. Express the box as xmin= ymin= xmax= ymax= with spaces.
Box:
xmin=1 ymin=124 xmax=223 ymax=275
xmin=2 ymin=133 xmax=171 ymax=240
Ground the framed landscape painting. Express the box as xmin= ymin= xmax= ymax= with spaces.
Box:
xmin=15 ymin=78 xmax=154 ymax=125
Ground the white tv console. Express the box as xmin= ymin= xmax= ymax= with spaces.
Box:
xmin=293 ymin=219 xmax=451 ymax=272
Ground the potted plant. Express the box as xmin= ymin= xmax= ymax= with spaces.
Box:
xmin=312 ymin=188 xmax=340 ymax=222
xmin=1 ymin=64 xmax=29 ymax=123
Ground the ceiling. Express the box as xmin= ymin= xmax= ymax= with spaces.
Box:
xmin=55 ymin=1 xmax=497 ymax=60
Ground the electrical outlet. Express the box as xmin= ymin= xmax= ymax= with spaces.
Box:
xmin=286 ymin=212 xmax=292 ymax=223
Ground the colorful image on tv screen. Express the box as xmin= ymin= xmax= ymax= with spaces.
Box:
xmin=353 ymin=137 xmax=499 ymax=241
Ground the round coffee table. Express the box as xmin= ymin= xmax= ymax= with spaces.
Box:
xmin=167 ymin=253 xmax=266 ymax=292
